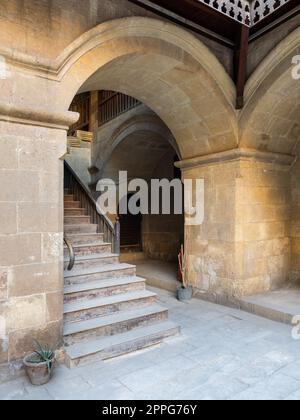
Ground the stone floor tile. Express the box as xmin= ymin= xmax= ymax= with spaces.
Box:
xmin=232 ymin=373 xmax=300 ymax=400
xmin=1 ymin=288 xmax=300 ymax=400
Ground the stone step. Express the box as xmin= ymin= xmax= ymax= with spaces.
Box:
xmin=64 ymin=195 xmax=75 ymax=202
xmin=63 ymin=304 xmax=168 ymax=345
xmin=65 ymin=233 xmax=104 ymax=245
xmin=64 ymin=263 xmax=136 ymax=285
xmin=64 ymin=276 xmax=146 ymax=303
xmin=63 ymin=242 xmax=111 ymax=258
xmin=65 ymin=201 xmax=81 ymax=209
xmin=65 ymin=321 xmax=180 ymax=368
xmin=64 ymin=215 xmax=91 ymax=225
xmin=64 ymin=224 xmax=98 ymax=234
xmin=64 ymin=253 xmax=119 ymax=271
xmin=64 ymin=208 xmax=86 ymax=216
xmin=64 ymin=290 xmax=157 ymax=323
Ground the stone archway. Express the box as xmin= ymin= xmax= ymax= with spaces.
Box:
xmin=241 ymin=26 xmax=300 ymax=154
xmin=96 ymin=112 xmax=181 ymax=172
xmin=55 ymin=17 xmax=239 ymax=296
xmin=0 ymin=16 xmax=238 ymax=366
xmin=55 ymin=17 xmax=237 ymax=160
xmin=97 ymin=112 xmax=183 ymax=263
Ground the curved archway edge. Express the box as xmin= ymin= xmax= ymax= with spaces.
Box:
xmin=53 ymin=17 xmax=238 ymax=160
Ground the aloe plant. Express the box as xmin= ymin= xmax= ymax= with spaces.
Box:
xmin=27 ymin=340 xmax=55 ymax=373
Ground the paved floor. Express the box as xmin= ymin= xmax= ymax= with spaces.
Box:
xmin=1 ymin=287 xmax=300 ymax=400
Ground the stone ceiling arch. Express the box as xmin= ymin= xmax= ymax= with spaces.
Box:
xmin=240 ymin=27 xmax=300 ymax=155
xmin=101 ymin=129 xmax=175 ymax=183
xmin=96 ymin=113 xmax=180 ymax=172
xmin=55 ymin=17 xmax=237 ymax=160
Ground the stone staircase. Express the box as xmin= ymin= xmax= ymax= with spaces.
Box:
xmin=63 ymin=191 xmax=180 ymax=368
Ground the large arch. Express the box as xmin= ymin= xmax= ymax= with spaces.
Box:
xmin=54 ymin=17 xmax=237 ymax=160
xmin=94 ymin=111 xmax=180 ymax=174
xmin=240 ymin=26 xmax=300 ymax=154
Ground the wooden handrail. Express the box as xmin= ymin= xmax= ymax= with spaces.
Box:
xmin=64 ymin=161 xmax=120 ymax=254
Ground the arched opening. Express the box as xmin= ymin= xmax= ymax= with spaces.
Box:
xmin=59 ymin=17 xmax=238 ymax=363
xmin=66 ymin=90 xmax=184 ymax=291
xmin=59 ymin=17 xmax=237 ymax=294
xmin=56 ymin=17 xmax=237 ymax=160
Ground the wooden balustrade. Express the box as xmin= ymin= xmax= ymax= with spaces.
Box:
xmin=98 ymin=91 xmax=140 ymax=126
xmin=64 ymin=161 xmax=120 ymax=255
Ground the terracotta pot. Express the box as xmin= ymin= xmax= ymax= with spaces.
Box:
xmin=177 ymin=285 xmax=193 ymax=302
xmin=23 ymin=353 xmax=55 ymax=386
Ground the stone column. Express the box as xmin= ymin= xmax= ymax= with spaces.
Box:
xmin=289 ymin=144 xmax=300 ymax=284
xmin=235 ymin=157 xmax=291 ymax=296
xmin=176 ymin=148 xmax=293 ymax=300
xmin=0 ymin=105 xmax=77 ymax=377
xmin=178 ymin=153 xmax=239 ymax=299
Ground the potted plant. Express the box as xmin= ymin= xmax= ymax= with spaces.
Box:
xmin=177 ymin=244 xmax=193 ymax=301
xmin=23 ymin=340 xmax=56 ymax=386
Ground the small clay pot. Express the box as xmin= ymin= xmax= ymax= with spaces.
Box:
xmin=23 ymin=353 xmax=55 ymax=386
xmin=177 ymin=285 xmax=193 ymax=302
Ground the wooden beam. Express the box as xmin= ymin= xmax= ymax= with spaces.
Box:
xmin=234 ymin=25 xmax=249 ymax=110
xmin=127 ymin=0 xmax=236 ymax=47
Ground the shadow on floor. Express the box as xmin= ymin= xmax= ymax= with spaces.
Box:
xmin=126 ymin=258 xmax=181 ymax=293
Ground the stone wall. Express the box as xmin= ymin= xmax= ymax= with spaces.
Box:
xmin=142 ymin=214 xmax=183 ymax=262
xmin=142 ymin=150 xmax=184 ymax=262
xmin=0 ymin=121 xmax=66 ymax=373
xmin=93 ymin=103 xmax=183 ymax=262
xmin=290 ymin=144 xmax=300 ymax=285
xmin=0 ymin=0 xmax=233 ymax=76
xmin=179 ymin=152 xmax=292 ymax=298
xmin=248 ymin=13 xmax=300 ymax=77
xmin=236 ymin=160 xmax=291 ymax=295
xmin=5 ymin=0 xmax=299 ymax=81
xmin=181 ymin=159 xmax=238 ymax=296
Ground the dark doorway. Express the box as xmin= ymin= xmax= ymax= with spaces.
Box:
xmin=119 ymin=194 xmax=142 ymax=251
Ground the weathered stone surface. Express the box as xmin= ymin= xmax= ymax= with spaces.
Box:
xmin=0 ymin=271 xmax=8 ymax=302
xmin=8 ymin=321 xmax=63 ymax=361
xmin=41 ymin=233 xmax=63 ymax=264
xmin=18 ymin=203 xmax=62 ymax=233
xmin=0 ymin=170 xmax=39 ymax=203
xmin=8 ymin=262 xmax=63 ymax=298
xmin=0 ymin=338 xmax=9 ymax=365
xmin=0 ymin=138 xmax=18 ymax=170
xmin=46 ymin=292 xmax=63 ymax=323
xmin=0 ymin=204 xmax=17 ymax=235
xmin=5 ymin=295 xmax=46 ymax=332
xmin=0 ymin=234 xmax=42 ymax=267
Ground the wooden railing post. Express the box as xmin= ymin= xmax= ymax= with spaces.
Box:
xmin=113 ymin=217 xmax=121 ymax=255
